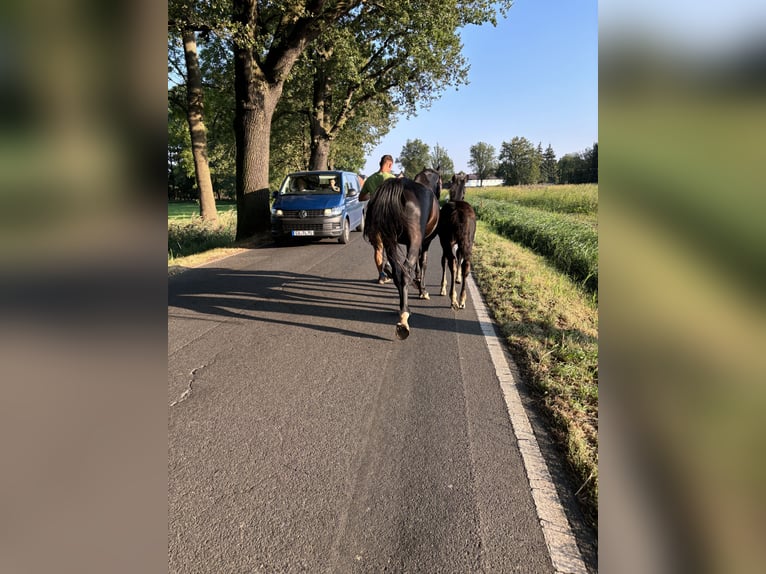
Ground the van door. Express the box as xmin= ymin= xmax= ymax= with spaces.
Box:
xmin=343 ymin=173 xmax=363 ymax=230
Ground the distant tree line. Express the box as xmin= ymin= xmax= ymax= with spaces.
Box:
xmin=464 ymin=138 xmax=598 ymax=186
xmin=391 ymin=138 xmax=598 ymax=188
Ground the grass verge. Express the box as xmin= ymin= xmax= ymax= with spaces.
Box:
xmin=472 ymin=220 xmax=598 ymax=526
xmin=168 ymin=211 xmax=237 ymax=261
xmin=168 ymin=210 xmax=271 ymax=271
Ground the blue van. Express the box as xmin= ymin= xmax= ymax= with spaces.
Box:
xmin=270 ymin=170 xmax=366 ymax=243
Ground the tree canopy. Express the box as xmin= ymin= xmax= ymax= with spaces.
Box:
xmin=430 ymin=143 xmax=455 ymax=180
xmin=468 ymin=142 xmax=498 ymax=185
xmin=497 ymin=136 xmax=540 ymax=186
xmin=397 ymin=139 xmax=432 ymax=177
xmin=167 ymin=0 xmax=517 ymax=235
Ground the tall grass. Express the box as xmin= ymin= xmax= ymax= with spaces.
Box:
xmin=468 ymin=184 xmax=598 ymax=217
xmin=168 ymin=210 xmax=237 ymax=261
xmin=473 ymin=199 xmax=598 ymax=295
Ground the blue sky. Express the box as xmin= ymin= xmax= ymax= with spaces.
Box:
xmin=363 ymin=0 xmax=598 ymax=176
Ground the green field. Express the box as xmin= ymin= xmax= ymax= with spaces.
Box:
xmin=168 ymin=201 xmax=237 ymax=222
xmin=467 ymin=183 xmax=598 ymax=218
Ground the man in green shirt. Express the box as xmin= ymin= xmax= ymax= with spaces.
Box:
xmin=360 ymin=154 xmax=395 ymax=283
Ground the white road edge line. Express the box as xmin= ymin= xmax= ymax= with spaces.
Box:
xmin=467 ymin=276 xmax=588 ymax=574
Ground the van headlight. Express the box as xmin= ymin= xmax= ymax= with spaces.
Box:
xmin=271 ymin=208 xmax=283 ymax=217
xmin=323 ymin=207 xmax=342 ymax=216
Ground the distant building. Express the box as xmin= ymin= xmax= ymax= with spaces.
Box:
xmin=465 ymin=173 xmax=503 ymax=187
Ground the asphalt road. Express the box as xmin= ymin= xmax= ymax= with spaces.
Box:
xmin=168 ymin=232 xmax=595 ymax=573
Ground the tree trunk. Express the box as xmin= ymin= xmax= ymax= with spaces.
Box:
xmin=233 ymin=37 xmax=282 ymax=239
xmin=182 ymin=28 xmax=218 ymax=222
xmin=308 ymin=57 xmax=332 ymax=171
xmin=231 ymin=0 xmax=330 ymax=238
xmin=309 ymin=136 xmax=331 ymax=170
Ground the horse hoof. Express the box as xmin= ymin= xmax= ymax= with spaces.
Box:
xmin=420 ymin=292 xmax=430 ymax=300
xmin=451 ymin=300 xmax=460 ymax=310
xmin=439 ymin=288 xmax=446 ymax=296
xmin=395 ymin=323 xmax=410 ymax=340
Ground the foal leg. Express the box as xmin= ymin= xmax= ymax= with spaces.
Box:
xmin=457 ymin=257 xmax=471 ymax=309
xmin=449 ymin=255 xmax=460 ymax=310
xmin=439 ymin=251 xmax=448 ymax=296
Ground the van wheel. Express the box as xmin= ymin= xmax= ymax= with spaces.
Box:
xmin=339 ymin=218 xmax=350 ymax=244
xmin=356 ymin=210 xmax=365 ymax=233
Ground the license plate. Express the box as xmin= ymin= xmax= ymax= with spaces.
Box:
xmin=292 ymin=230 xmax=314 ymax=237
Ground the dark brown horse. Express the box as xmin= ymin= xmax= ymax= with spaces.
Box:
xmin=363 ymin=168 xmax=441 ymax=339
xmin=438 ymin=173 xmax=476 ymax=309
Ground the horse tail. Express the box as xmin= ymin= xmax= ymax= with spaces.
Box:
xmin=363 ymin=178 xmax=410 ymax=273
xmin=456 ymin=202 xmax=477 ymax=261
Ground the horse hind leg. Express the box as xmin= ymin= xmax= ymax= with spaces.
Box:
xmin=455 ymin=245 xmax=463 ymax=284
xmin=390 ymin=257 xmax=412 ymax=340
xmin=405 ymin=243 xmax=430 ymax=301
xmin=396 ymin=311 xmax=410 ymax=340
xmin=416 ymin=249 xmax=430 ymax=300
xmin=458 ymin=258 xmax=471 ymax=309
xmin=439 ymin=251 xmax=448 ymax=296
xmin=450 ymin=255 xmax=460 ymax=310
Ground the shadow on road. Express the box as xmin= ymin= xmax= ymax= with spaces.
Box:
xmin=168 ymin=266 xmax=484 ymax=341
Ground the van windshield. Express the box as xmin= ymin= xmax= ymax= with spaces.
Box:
xmin=280 ymin=173 xmax=342 ymax=195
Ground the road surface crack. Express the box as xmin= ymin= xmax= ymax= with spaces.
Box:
xmin=170 ymin=365 xmax=204 ymax=407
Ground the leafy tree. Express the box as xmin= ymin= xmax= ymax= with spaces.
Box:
xmin=584 ymin=142 xmax=598 ymax=182
xmin=300 ymin=0 xmax=504 ymax=171
xmin=272 ymin=31 xmax=396 ymax=177
xmin=231 ymin=0 xmax=367 ymax=239
xmin=468 ymin=142 xmax=497 ymax=186
xmin=497 ymin=136 xmax=540 ymax=185
xmin=168 ymin=1 xmax=223 ymax=220
xmin=327 ymin=98 xmax=394 ymax=172
xmin=166 ymin=1 xmax=515 ymax=237
xmin=430 ymin=143 xmax=455 ymax=180
xmin=557 ymin=143 xmax=598 ymax=184
xmin=168 ymin=98 xmax=196 ymax=201
xmin=230 ymin=0 xmax=513 ymax=238
xmin=557 ymin=153 xmax=582 ymax=184
xmin=398 ymin=139 xmax=431 ymax=177
xmin=181 ymin=29 xmax=218 ymax=220
xmin=198 ymin=35 xmax=237 ymax=200
xmin=540 ymin=144 xmax=558 ymax=184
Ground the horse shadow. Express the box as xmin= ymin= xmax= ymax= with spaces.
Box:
xmin=168 ymin=266 xmax=486 ymax=341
